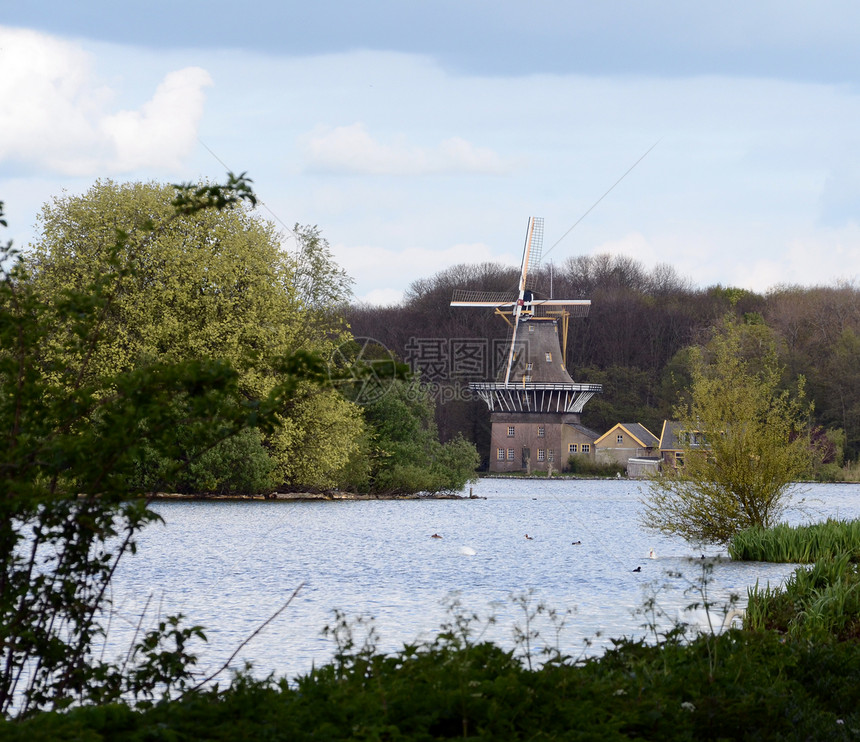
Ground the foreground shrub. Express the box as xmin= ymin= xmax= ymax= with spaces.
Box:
xmin=2 ymin=629 xmax=859 ymax=741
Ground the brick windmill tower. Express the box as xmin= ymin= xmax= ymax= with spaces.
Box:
xmin=451 ymin=217 xmax=602 ymax=472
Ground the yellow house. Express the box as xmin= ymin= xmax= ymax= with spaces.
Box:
xmin=594 ymin=423 xmax=659 ymax=466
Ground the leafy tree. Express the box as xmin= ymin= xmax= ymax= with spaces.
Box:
xmin=269 ymin=383 xmax=367 ymax=490
xmin=0 ymin=179 xmax=337 ymax=716
xmin=357 ymin=379 xmax=479 ymax=494
xmin=641 ymin=317 xmax=813 ymax=545
xmin=27 ymin=179 xmax=364 ymax=492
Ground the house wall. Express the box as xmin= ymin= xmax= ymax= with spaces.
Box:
xmin=595 ymin=425 xmax=657 ymax=466
xmin=627 ymin=458 xmax=661 ymax=478
xmin=560 ymin=426 xmax=597 ymax=469
xmin=489 ymin=412 xmax=581 ymax=472
xmin=596 ymin=444 xmax=656 ymax=465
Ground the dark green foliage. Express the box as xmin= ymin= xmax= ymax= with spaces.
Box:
xmin=2 ymin=626 xmax=859 ymax=740
xmin=129 ymin=424 xmax=279 ymax=495
xmin=575 ymin=364 xmax=667 ymax=435
xmin=351 ymin=379 xmax=479 ymax=494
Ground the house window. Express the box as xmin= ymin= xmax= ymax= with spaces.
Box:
xmin=538 ymin=426 xmax=545 ymax=437
xmin=545 ymin=352 xmax=552 ymax=362
xmin=582 ymin=444 xmax=590 ymax=453
xmin=497 ymin=448 xmax=505 ymax=461
xmin=537 ymin=449 xmax=546 ymax=461
xmin=616 ymin=434 xmax=624 ymax=444
xmin=548 ymin=449 xmax=554 ymax=462
xmin=507 ymin=426 xmax=515 ymax=437
xmin=507 ymin=448 xmax=515 ymax=461
xmin=569 ymin=444 xmax=578 ymax=453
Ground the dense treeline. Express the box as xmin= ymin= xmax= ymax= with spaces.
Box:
xmin=346 ymin=254 xmax=860 ymax=467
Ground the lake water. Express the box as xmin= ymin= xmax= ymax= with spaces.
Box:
xmin=109 ymin=479 xmax=860 ymax=682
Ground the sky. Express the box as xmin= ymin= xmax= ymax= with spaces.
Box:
xmin=2 ymin=1 xmax=860 ymax=304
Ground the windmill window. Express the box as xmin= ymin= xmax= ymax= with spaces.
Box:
xmin=545 ymin=352 xmax=552 ymax=362
xmin=617 ymin=434 xmax=624 ymax=444
xmin=497 ymin=448 xmax=506 ymax=461
xmin=507 ymin=448 xmax=515 ymax=460
xmin=526 ymin=363 xmax=533 ymax=370
xmin=582 ymin=444 xmax=590 ymax=453
xmin=537 ymin=449 xmax=546 ymax=461
xmin=538 ymin=426 xmax=545 ymax=437
xmin=528 ymin=325 xmax=534 ymax=333
xmin=569 ymin=444 xmax=578 ymax=453
xmin=523 ymin=375 xmax=532 ymax=382
xmin=507 ymin=426 xmax=515 ymax=437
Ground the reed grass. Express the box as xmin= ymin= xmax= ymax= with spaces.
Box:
xmin=728 ymin=518 xmax=860 ymax=563
xmin=744 ymin=553 xmax=860 ymax=640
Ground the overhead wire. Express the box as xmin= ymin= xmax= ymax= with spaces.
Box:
xmin=197 ymin=137 xmax=297 ymax=245
xmin=542 ymin=138 xmax=662 ymax=262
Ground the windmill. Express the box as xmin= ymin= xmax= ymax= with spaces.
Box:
xmin=451 ymin=218 xmax=602 ymax=471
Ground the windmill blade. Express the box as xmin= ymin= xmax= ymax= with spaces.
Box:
xmin=530 ymin=299 xmax=591 ymax=307
xmin=530 ymin=299 xmax=591 ymax=317
xmin=450 ymin=289 xmax=518 ymax=306
xmin=499 ymin=217 xmax=543 ymax=384
xmin=451 ymin=301 xmax=518 ymax=307
xmin=520 ymin=217 xmax=544 ymax=293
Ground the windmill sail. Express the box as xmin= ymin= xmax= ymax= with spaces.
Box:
xmin=521 ymin=216 xmax=543 ymax=293
xmin=503 ymin=217 xmax=544 ymax=383
xmin=450 ymin=216 xmax=592 ymax=384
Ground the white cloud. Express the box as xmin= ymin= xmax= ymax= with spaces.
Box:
xmin=101 ymin=67 xmax=212 ymax=171
xmin=304 ymin=122 xmax=509 ymax=175
xmin=0 ymin=26 xmax=210 ymax=176
xmin=732 ymin=226 xmax=860 ymax=291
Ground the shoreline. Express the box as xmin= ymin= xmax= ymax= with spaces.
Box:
xmin=149 ymin=490 xmax=485 ymax=502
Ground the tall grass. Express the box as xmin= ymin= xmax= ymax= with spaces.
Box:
xmin=728 ymin=518 xmax=860 ymax=563
xmin=745 ymin=553 xmax=860 ymax=640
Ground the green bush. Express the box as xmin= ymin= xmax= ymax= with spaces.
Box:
xmin=3 ymin=626 xmax=859 ymax=740
xmin=130 ymin=425 xmax=280 ymax=495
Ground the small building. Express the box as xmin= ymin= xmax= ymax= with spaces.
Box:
xmin=594 ymin=423 xmax=660 ymax=466
xmin=561 ymin=423 xmax=601 ymax=469
xmin=627 ymin=457 xmax=661 ymax=478
xmin=658 ymin=420 xmax=708 ymax=469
